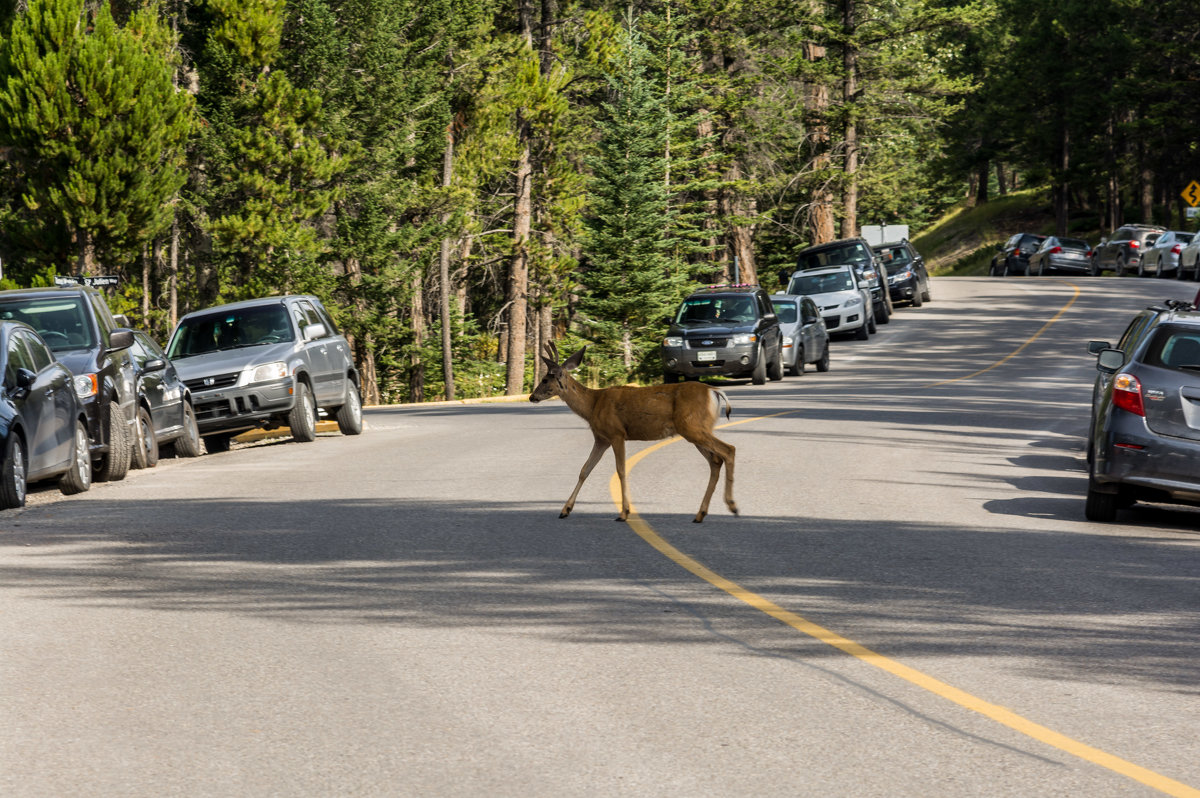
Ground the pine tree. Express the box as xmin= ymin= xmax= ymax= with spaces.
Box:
xmin=581 ymin=17 xmax=688 ymax=380
xmin=0 ymin=0 xmax=193 ymax=280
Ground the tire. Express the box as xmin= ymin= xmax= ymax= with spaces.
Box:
xmin=787 ymin=345 xmax=803 ymax=377
xmin=855 ymin=319 xmax=869 ymax=340
xmin=1116 ymin=256 xmax=1127 ymax=277
xmin=1089 ymin=258 xmax=1100 ymax=276
xmin=289 ymin=382 xmax=318 ymax=441
xmin=0 ymin=433 xmax=27 ymax=509
xmin=921 ymin=281 xmax=932 ymax=302
xmin=767 ymin=344 xmax=784 ymax=381
xmin=1036 ymin=261 xmax=1045 ymax=276
xmin=867 ymin=313 xmax=877 ymax=335
xmin=1084 ymin=481 xmax=1119 ymax=522
xmin=335 ymin=383 xmax=364 ymax=435
xmin=203 ymin=433 xmax=233 ymax=454
xmin=751 ymin=345 xmax=767 ymax=385
xmin=815 ymin=342 xmax=830 ymax=372
xmin=878 ymin=301 xmax=891 ymax=324
xmin=911 ymin=289 xmax=923 ymax=307
xmin=94 ymin=401 xmax=130 ymax=483
xmin=173 ymin=402 xmax=202 ymax=458
xmin=58 ymin=420 xmax=92 ymax=496
xmin=132 ymin=405 xmax=158 ymax=469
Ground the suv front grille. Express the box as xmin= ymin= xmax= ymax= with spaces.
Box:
xmin=687 ymin=337 xmax=729 ymax=349
xmin=185 ymin=371 xmax=240 ymax=392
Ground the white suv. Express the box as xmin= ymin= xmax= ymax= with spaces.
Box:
xmin=785 ymin=265 xmax=875 ymax=340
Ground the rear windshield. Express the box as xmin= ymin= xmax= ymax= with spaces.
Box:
xmin=797 ymin=243 xmax=871 ymax=270
xmin=770 ymin=300 xmax=798 ymax=324
xmin=875 ymin=246 xmax=911 ymax=268
xmin=1178 ymin=233 xmax=1195 ymax=244
xmin=1059 ymin=238 xmax=1089 ymax=250
xmin=674 ymin=296 xmax=756 ymax=324
xmin=0 ymin=295 xmax=96 ymax=351
xmin=788 ymin=271 xmax=854 ymax=295
xmin=168 ymin=304 xmax=294 ymax=358
xmin=1143 ymin=327 xmax=1200 ymax=372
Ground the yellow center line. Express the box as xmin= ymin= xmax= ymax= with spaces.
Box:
xmin=610 ymin=281 xmax=1200 ymax=797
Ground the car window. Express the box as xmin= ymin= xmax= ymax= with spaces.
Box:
xmin=1116 ymin=313 xmax=1155 ymax=355
xmin=168 ymin=304 xmax=294 ymax=358
xmin=1144 ymin=328 xmax=1200 ymax=370
xmin=1179 ymin=233 xmax=1195 ymax=244
xmin=20 ymin=331 xmax=53 ymax=371
xmin=0 ymin=296 xmax=96 ymax=352
xmin=875 ymin=245 xmax=911 ymax=265
xmin=5 ymin=331 xmax=35 ymax=386
xmin=770 ymin=300 xmax=798 ymax=324
xmin=1060 ymin=238 xmax=1089 ymax=250
xmin=789 ymin=271 xmax=853 ymax=295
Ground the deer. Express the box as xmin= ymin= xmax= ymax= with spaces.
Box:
xmin=528 ymin=342 xmax=737 ymax=523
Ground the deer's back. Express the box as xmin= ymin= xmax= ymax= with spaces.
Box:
xmin=592 ymin=382 xmax=717 ymax=442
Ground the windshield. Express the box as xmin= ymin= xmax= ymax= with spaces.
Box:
xmin=168 ymin=304 xmax=294 ymax=359
xmin=674 ymin=296 xmax=756 ymax=324
xmin=796 ymin=243 xmax=870 ymax=270
xmin=875 ymin=246 xmax=911 ymax=269
xmin=788 ymin=271 xmax=853 ymax=295
xmin=770 ymin=300 xmax=798 ymax=324
xmin=0 ymin=296 xmax=96 ymax=352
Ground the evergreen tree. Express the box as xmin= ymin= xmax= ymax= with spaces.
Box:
xmin=0 ymin=0 xmax=193 ymax=279
xmin=581 ymin=18 xmax=688 ymax=380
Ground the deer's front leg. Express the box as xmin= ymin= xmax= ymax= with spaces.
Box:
xmin=560 ymin=437 xmax=610 ymax=518
xmin=611 ymin=438 xmax=630 ymax=521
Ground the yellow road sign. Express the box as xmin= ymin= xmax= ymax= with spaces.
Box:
xmin=1183 ymin=181 xmax=1200 ymax=207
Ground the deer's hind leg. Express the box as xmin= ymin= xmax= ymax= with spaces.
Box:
xmin=690 ymin=435 xmax=736 ymax=523
xmin=560 ymin=436 xmax=611 ymax=518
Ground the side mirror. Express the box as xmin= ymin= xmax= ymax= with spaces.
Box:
xmin=16 ymin=367 xmax=36 ymax=390
xmin=142 ymin=357 xmax=167 ymax=373
xmin=303 ymin=322 xmax=328 ymax=341
xmin=1087 ymin=340 xmax=1111 ymax=355
xmin=107 ymin=328 xmax=134 ymax=352
xmin=1096 ymin=348 xmax=1124 ymax=374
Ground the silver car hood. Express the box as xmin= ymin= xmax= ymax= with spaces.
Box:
xmin=171 ymin=341 xmax=299 ymax=381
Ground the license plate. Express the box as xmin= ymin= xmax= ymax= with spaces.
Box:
xmin=697 ymin=350 xmax=717 ymax=362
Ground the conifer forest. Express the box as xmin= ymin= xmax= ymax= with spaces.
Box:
xmin=0 ymin=0 xmax=1196 ymax=403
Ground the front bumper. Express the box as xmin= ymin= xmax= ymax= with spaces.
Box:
xmin=662 ymin=343 xmax=760 ymax=378
xmin=190 ymin=376 xmax=297 ymax=435
xmin=888 ymin=276 xmax=917 ymax=301
xmin=820 ymin=309 xmax=866 ymax=334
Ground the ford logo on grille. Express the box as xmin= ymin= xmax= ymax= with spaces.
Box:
xmin=203 ymin=377 xmax=215 ymax=387
xmin=702 ymin=339 xmax=714 ymax=346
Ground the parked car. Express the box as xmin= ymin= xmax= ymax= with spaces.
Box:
xmin=661 ymin=285 xmax=784 ymax=384
xmin=990 ymin=233 xmax=1046 ymax=276
xmin=769 ymin=294 xmax=831 ymax=375
xmin=166 ymin=295 xmax=363 ymax=452
xmin=1086 ymin=299 xmax=1200 ymax=521
xmin=0 ymin=286 xmax=137 ymax=482
xmin=0 ymin=321 xmax=92 ymax=508
xmin=1029 ymin=236 xmax=1092 ymax=275
xmin=1138 ymin=230 xmax=1194 ymax=278
xmin=785 ymin=265 xmax=875 ymax=340
xmin=1090 ymin=224 xmax=1165 ymax=276
xmin=128 ymin=330 xmax=202 ymax=467
xmin=1178 ymin=234 xmax=1200 ymax=281
xmin=873 ymin=240 xmax=931 ymax=306
xmin=794 ymin=237 xmax=893 ymax=325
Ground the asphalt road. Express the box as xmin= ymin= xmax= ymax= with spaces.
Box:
xmin=2 ymin=276 xmax=1198 ymax=797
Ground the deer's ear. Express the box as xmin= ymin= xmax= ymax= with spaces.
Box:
xmin=541 ymin=355 xmax=558 ymax=372
xmin=562 ymin=346 xmax=587 ymax=371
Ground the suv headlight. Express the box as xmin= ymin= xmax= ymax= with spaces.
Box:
xmin=73 ymin=373 xmax=99 ymax=400
xmin=662 ymin=336 xmax=683 ymax=348
xmin=240 ymin=361 xmax=289 ymax=386
xmin=731 ymin=333 xmax=758 ymax=345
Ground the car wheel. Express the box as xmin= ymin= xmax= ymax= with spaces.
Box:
xmin=203 ymin=433 xmax=234 ymax=454
xmin=289 ymin=382 xmax=318 ymax=440
xmin=911 ymin=289 xmax=923 ymax=307
xmin=867 ymin=313 xmax=877 ymax=335
xmin=751 ymin=345 xmax=767 ymax=385
xmin=767 ymin=343 xmax=784 ymax=381
xmin=788 ymin=346 xmax=803 ymax=377
xmin=1116 ymin=255 xmax=1127 ymax=277
xmin=335 ymin=383 xmax=364 ymax=435
xmin=0 ymin=432 xmax=27 ymax=509
xmin=1089 ymin=258 xmax=1100 ymax=276
xmin=173 ymin=402 xmax=202 ymax=458
xmin=815 ymin=342 xmax=830 ymax=372
xmin=921 ymin=281 xmax=932 ymax=302
xmin=1084 ymin=481 xmax=1119 ymax=522
xmin=94 ymin=401 xmax=130 ymax=483
xmin=132 ymin=405 xmax=158 ymax=469
xmin=58 ymin=420 xmax=92 ymax=496
xmin=877 ymin=300 xmax=891 ymax=324
xmin=855 ymin=319 xmax=869 ymax=340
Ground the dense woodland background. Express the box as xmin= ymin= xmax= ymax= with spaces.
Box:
xmin=0 ymin=0 xmax=1197 ymax=402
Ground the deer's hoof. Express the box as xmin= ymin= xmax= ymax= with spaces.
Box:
xmin=727 ymin=503 xmax=739 ymax=516
xmin=559 ymin=509 xmax=571 ymax=519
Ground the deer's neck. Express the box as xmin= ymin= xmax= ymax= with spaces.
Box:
xmin=559 ymin=376 xmax=599 ymax=421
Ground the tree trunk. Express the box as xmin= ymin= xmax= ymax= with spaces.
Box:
xmin=840 ymin=0 xmax=859 ymax=239
xmin=996 ymin=163 xmax=1008 ymax=195
xmin=1055 ymin=125 xmax=1070 ymax=236
xmin=142 ymin=244 xmax=152 ymax=322
xmin=439 ymin=116 xmax=456 ymax=401
xmin=410 ymin=271 xmax=426 ymax=403
xmin=1141 ymin=165 xmax=1154 ymax=224
xmin=505 ymin=120 xmax=532 ymax=395
xmin=804 ymin=40 xmax=836 ymax=244
xmin=75 ymin=229 xmax=96 ymax=276
xmin=168 ymin=215 xmax=179 ymax=329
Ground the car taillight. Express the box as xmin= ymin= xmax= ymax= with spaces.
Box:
xmin=1129 ymin=240 xmax=1140 ymax=248
xmin=1172 ymin=244 xmax=1182 ymax=254
xmin=1112 ymin=373 xmax=1145 ymax=417
xmin=1085 ymin=250 xmax=1092 ymax=258
xmin=1049 ymin=246 xmax=1062 ymax=254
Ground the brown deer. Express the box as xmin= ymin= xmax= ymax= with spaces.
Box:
xmin=529 ymin=342 xmax=737 ymax=523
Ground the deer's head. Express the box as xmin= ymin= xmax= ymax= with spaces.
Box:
xmin=529 ymin=342 xmax=586 ymax=402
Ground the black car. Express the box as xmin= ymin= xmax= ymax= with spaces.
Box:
xmin=1028 ymin=236 xmax=1092 ymax=275
xmin=990 ymin=232 xmax=1046 ymax=276
xmin=794 ymin=237 xmax=893 ymax=324
xmin=0 ymin=286 xmax=137 ymax=482
xmin=0 ymin=321 xmax=92 ymax=508
xmin=128 ymin=330 xmax=202 ymax=467
xmin=660 ymin=285 xmax=784 ymax=384
xmin=1086 ymin=298 xmax=1200 ymax=521
xmin=1090 ymin=224 xmax=1165 ymax=276
xmin=873 ymin=240 xmax=932 ymax=306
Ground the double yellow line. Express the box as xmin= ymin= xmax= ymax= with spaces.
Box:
xmin=611 ymin=282 xmax=1199 ymax=797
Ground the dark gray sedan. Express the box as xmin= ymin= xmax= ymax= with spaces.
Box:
xmin=1029 ymin=236 xmax=1092 ymax=275
xmin=1087 ymin=300 xmax=1200 ymax=520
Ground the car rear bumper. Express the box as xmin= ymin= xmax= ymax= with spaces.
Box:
xmin=190 ymin=377 xmax=297 ymax=435
xmin=1093 ymin=413 xmax=1200 ymax=500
